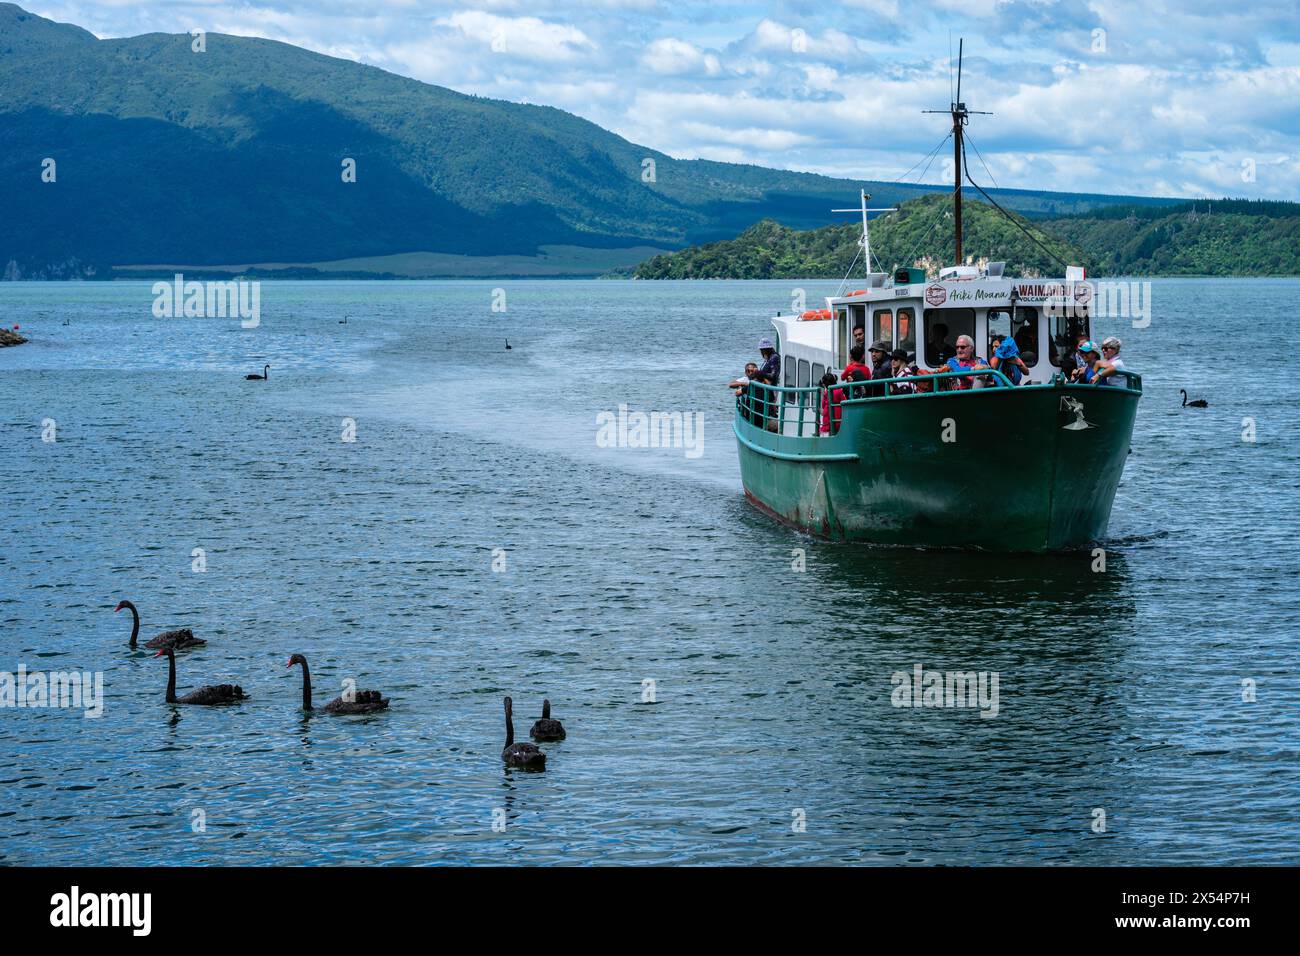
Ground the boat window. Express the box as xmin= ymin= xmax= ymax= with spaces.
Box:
xmin=811 ymin=363 xmax=825 ymax=386
xmin=923 ymin=308 xmax=974 ymax=365
xmin=896 ymin=308 xmax=916 ymax=357
xmin=797 ymin=359 xmax=810 ymax=390
xmin=784 ymin=355 xmax=795 ymax=387
xmin=1013 ymin=307 xmax=1038 ymax=363
xmin=988 ymin=308 xmax=1040 ymax=360
xmin=1049 ymin=308 xmax=1090 ymax=367
xmin=872 ymin=309 xmax=892 ymax=348
xmin=850 ymin=304 xmax=867 ymax=342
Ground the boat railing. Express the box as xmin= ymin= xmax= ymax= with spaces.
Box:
xmin=736 ymin=367 xmax=1138 ymax=438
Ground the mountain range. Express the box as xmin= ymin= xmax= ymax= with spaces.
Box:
xmin=0 ymin=3 xmax=1226 ymax=279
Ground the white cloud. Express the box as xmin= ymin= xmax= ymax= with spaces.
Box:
xmin=641 ymin=38 xmax=721 ymax=77
xmin=438 ymin=10 xmax=597 ymax=62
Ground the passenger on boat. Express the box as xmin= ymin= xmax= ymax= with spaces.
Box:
xmin=1059 ymin=348 xmax=1079 ymax=383
xmin=852 ymin=325 xmax=867 ymax=348
xmin=731 ymin=362 xmax=760 ymax=424
xmin=1076 ymin=341 xmax=1103 ymax=383
xmin=840 ymin=344 xmax=874 ymax=398
xmin=1093 ymin=337 xmax=1128 ymax=388
xmin=729 ymin=362 xmax=759 ymax=393
xmin=1068 ymin=333 xmax=1091 ymax=381
xmin=754 ymin=338 xmax=782 ymax=430
xmin=868 ymin=339 xmax=892 ymax=396
xmin=989 ymin=334 xmax=1031 ymax=386
xmin=756 ymin=338 xmax=781 ymax=383
xmin=933 ymin=335 xmax=989 ymax=390
xmin=819 ymin=372 xmax=845 ymax=435
xmin=926 ymin=322 xmax=957 ymax=366
xmin=888 ymin=349 xmax=916 ymax=395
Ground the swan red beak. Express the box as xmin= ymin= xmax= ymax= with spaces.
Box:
xmin=153 ymin=649 xmax=166 ymax=658
xmin=113 ymin=602 xmax=124 ymax=612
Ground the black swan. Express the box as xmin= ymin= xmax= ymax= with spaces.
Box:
xmin=502 ymin=696 xmax=545 ymax=769
xmin=245 ymin=364 xmax=270 ymax=380
xmin=286 ymin=654 xmax=389 ymax=714
xmin=505 ymin=338 xmax=512 ymax=350
xmin=1180 ymin=389 xmax=1208 ymax=408
xmin=155 ymin=642 xmax=247 ymax=705
xmin=115 ymin=600 xmax=205 ymax=650
xmin=530 ymin=699 xmax=566 ymax=741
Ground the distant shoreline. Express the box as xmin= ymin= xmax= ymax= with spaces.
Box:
xmin=0 ymin=273 xmax=1294 ymax=283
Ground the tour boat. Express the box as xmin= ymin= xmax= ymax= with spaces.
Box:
xmin=733 ymin=50 xmax=1141 ymax=551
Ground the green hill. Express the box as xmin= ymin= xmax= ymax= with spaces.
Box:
xmin=0 ymin=3 xmax=1189 ymax=278
xmin=632 ymin=194 xmax=1092 ymax=279
xmin=1042 ymin=200 xmax=1300 ymax=276
xmin=632 ymin=195 xmax=1300 ymax=279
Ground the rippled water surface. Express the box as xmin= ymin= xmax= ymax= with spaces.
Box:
xmin=1 ymin=278 xmax=1296 ymax=865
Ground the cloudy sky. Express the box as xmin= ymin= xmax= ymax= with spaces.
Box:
xmin=27 ymin=0 xmax=1300 ymax=199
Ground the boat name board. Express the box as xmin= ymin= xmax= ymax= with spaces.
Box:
xmin=922 ymin=281 xmax=1092 ymax=307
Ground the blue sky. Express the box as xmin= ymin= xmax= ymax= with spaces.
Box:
xmin=27 ymin=0 xmax=1300 ymax=199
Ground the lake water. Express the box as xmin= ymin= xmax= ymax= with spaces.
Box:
xmin=1 ymin=277 xmax=1296 ymax=865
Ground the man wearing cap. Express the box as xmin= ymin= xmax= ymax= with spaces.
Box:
xmin=1092 ymin=336 xmax=1128 ymax=388
xmin=868 ymin=339 xmax=892 ymax=396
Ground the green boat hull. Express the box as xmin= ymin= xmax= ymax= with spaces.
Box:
xmin=735 ymin=382 xmax=1139 ymax=551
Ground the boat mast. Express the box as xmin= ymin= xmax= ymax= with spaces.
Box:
xmin=924 ymin=39 xmax=989 ymax=267
xmin=952 ymin=41 xmax=965 ymax=264
xmin=832 ymin=189 xmax=898 ymax=277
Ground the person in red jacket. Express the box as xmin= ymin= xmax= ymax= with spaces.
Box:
xmin=840 ymin=344 xmax=873 ymax=398
xmin=819 ymin=372 xmax=845 ymax=435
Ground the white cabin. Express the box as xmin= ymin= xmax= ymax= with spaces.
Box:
xmin=771 ymin=265 xmax=1094 ymax=393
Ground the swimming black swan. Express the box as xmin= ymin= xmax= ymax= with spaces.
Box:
xmin=155 ymin=642 xmax=246 ymax=705
xmin=1180 ymin=389 xmax=1208 ymax=408
xmin=114 ymin=600 xmax=205 ymax=650
xmin=286 ymin=654 xmax=389 ymax=714
xmin=505 ymin=338 xmax=512 ymax=350
xmin=245 ymin=364 xmax=270 ymax=380
xmin=502 ymin=696 xmax=545 ymax=769
xmin=530 ymin=699 xmax=566 ymax=741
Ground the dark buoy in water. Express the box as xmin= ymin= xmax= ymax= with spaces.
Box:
xmin=245 ymin=364 xmax=270 ymax=381
xmin=505 ymin=338 xmax=513 ymax=351
xmin=1180 ymin=389 xmax=1207 ymax=408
